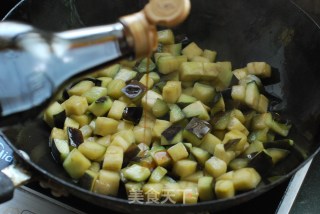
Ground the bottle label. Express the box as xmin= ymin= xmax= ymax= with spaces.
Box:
xmin=0 ymin=134 xmax=14 ymax=170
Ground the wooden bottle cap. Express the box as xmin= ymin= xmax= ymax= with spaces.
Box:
xmin=120 ymin=0 xmax=190 ymax=59
xmin=144 ymin=0 xmax=191 ymax=27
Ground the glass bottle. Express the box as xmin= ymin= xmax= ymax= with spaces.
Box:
xmin=0 ymin=0 xmax=190 ymax=126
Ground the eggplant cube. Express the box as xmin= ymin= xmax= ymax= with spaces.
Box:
xmin=63 ymin=148 xmax=91 ymax=179
xmin=43 ymin=101 xmax=66 ymax=128
xmin=122 ymin=107 xmax=143 ymax=125
xmin=121 ymin=80 xmax=147 ymax=101
xmin=64 ymin=95 xmax=88 ymax=116
xmin=185 ymin=118 xmax=212 ymax=139
xmin=67 ymin=127 xmax=84 ymax=148
xmin=93 ymin=170 xmax=120 ymax=196
xmin=167 ymin=142 xmax=189 ymax=162
xmin=161 ymin=125 xmax=183 ymax=145
xmin=88 ymin=96 xmax=113 ymax=117
xmin=51 ymin=139 xmax=70 ymax=163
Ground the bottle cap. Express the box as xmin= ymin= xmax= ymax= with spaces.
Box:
xmin=120 ymin=0 xmax=190 ymax=58
xmin=144 ymin=0 xmax=191 ymax=28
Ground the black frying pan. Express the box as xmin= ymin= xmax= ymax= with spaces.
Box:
xmin=1 ymin=0 xmax=320 ymax=213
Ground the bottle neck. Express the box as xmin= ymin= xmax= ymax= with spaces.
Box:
xmin=49 ymin=22 xmax=133 ymax=88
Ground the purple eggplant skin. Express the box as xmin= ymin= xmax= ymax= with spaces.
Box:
xmin=121 ymin=80 xmax=147 ymax=101
xmin=52 ymin=110 xmax=66 ymax=129
xmin=162 ymin=125 xmax=183 ymax=142
xmin=67 ymin=127 xmax=84 ymax=148
xmin=247 ymin=150 xmax=273 ymax=177
xmin=122 ymin=107 xmax=143 ymax=125
xmin=185 ymin=117 xmax=212 ymax=139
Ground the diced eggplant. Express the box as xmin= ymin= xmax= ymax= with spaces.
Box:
xmin=81 ymin=77 xmax=102 ymax=86
xmin=67 ymin=80 xmax=95 ymax=97
xmin=263 ymin=139 xmax=294 ymax=150
xmin=67 ymin=127 xmax=84 ymax=148
xmin=182 ymin=101 xmax=210 ymax=121
xmin=198 ymin=176 xmax=214 ymax=201
xmin=43 ymin=101 xmax=66 ymax=128
xmin=232 ymin=67 xmax=248 ymax=80
xmin=102 ymin=145 xmax=124 ymax=172
xmin=192 ymin=82 xmax=215 ymax=105
xmin=157 ymin=29 xmax=175 ymax=45
xmin=94 ymin=117 xmax=119 ymax=136
xmin=182 ymin=42 xmax=203 ymax=60
xmin=64 ymin=96 xmax=89 ymax=116
xmin=96 ymin=64 xmax=120 ymax=78
xmin=70 ymin=114 xmax=92 ymax=127
xmin=149 ymin=166 xmax=168 ymax=183
xmin=162 ymin=43 xmax=182 ymax=56
xmin=200 ymin=133 xmax=222 ymax=155
xmin=136 ymin=58 xmax=156 ymax=73
xmin=266 ymin=148 xmax=290 ymax=164
xmin=141 ymin=90 xmax=163 ymax=111
xmin=167 ymin=142 xmax=189 ymax=162
xmin=78 ymin=141 xmax=106 ymax=161
xmin=161 ymin=125 xmax=183 ymax=145
xmin=63 ymin=148 xmax=91 ymax=179
xmin=179 ymin=62 xmax=203 ymax=81
xmin=107 ymin=79 xmax=126 ymax=99
xmin=232 ymin=168 xmax=261 ymax=191
xmin=152 ymin=98 xmax=169 ymax=118
xmin=210 ymin=92 xmax=225 ymax=115
xmin=185 ymin=117 xmax=212 ymax=140
xmin=88 ymin=96 xmax=113 ymax=117
xmin=247 ymin=62 xmax=272 ymax=78
xmin=172 ymin=159 xmax=197 ymax=178
xmin=82 ymin=86 xmax=108 ymax=104
xmin=210 ymin=112 xmax=229 ymax=131
xmin=121 ymin=164 xmax=151 ymax=182
xmin=243 ymin=140 xmax=264 ymax=156
xmin=152 ymin=150 xmax=172 ymax=168
xmin=202 ymin=49 xmax=217 ymax=62
xmin=248 ymin=128 xmax=269 ymax=143
xmin=190 ymin=147 xmax=211 ymax=166
xmin=182 ymin=129 xmax=201 ymax=146
xmin=205 ymin=156 xmax=227 ymax=178
xmin=182 ymin=171 xmax=204 ymax=183
xmin=215 ymin=179 xmax=235 ymax=199
xmin=93 ymin=170 xmax=120 ymax=196
xmin=265 ymin=117 xmax=292 ymax=137
xmin=152 ymin=119 xmax=172 ymax=138
xmin=245 ymin=81 xmax=260 ymax=109
xmin=158 ymin=55 xmax=188 ymax=74
xmin=214 ymin=61 xmax=233 ymax=90
xmin=168 ymin=104 xmax=185 ymax=123
xmin=122 ymin=107 xmax=143 ymax=125
xmin=64 ymin=117 xmax=80 ymax=130
xmin=247 ymin=150 xmax=273 ymax=176
xmin=114 ymin=68 xmax=137 ymax=82
xmin=79 ymin=170 xmax=98 ymax=191
xmin=162 ymin=81 xmax=182 ymax=103
xmin=108 ymin=100 xmax=127 ymax=120
xmin=123 ymin=144 xmax=141 ymax=167
xmin=228 ymin=158 xmax=250 ymax=170
xmin=224 ymin=138 xmax=241 ymax=151
xmin=177 ymin=94 xmax=197 ymax=108
xmin=51 ymin=139 xmax=70 ymax=163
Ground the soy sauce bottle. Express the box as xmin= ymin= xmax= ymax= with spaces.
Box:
xmin=0 ymin=0 xmax=190 ymax=126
